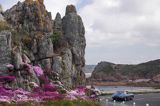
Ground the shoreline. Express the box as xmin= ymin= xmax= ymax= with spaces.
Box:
xmin=100 ymin=89 xmax=160 ymax=95
xmin=90 ymin=81 xmax=160 ymax=88
xmin=88 ymin=82 xmax=160 ymax=95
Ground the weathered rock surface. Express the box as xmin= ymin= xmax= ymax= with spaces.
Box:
xmin=0 ymin=1 xmax=86 ymax=89
xmin=4 ymin=0 xmax=53 ymax=33
xmin=61 ymin=5 xmax=86 ymax=86
xmin=91 ymin=60 xmax=160 ymax=82
xmin=62 ymin=5 xmax=86 ymax=66
xmin=0 ymin=5 xmax=4 ymax=21
xmin=0 ymin=31 xmax=12 ymax=66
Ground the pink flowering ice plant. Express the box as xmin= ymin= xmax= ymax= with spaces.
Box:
xmin=0 ymin=64 xmax=96 ymax=104
xmin=0 ymin=76 xmax=16 ymax=83
xmin=33 ymin=66 xmax=44 ymax=77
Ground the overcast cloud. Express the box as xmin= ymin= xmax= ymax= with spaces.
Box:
xmin=1 ymin=0 xmax=160 ymax=65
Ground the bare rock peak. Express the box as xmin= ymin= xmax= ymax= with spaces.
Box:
xmin=38 ymin=0 xmax=44 ymax=4
xmin=65 ymin=5 xmax=77 ymax=15
xmin=55 ymin=12 xmax=61 ymax=20
xmin=24 ymin=0 xmax=44 ymax=4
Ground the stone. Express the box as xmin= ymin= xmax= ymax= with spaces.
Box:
xmin=52 ymin=56 xmax=63 ymax=74
xmin=2 ymin=1 xmax=87 ymax=89
xmin=39 ymin=58 xmax=52 ymax=71
xmin=0 ymin=4 xmax=4 ymax=21
xmin=65 ymin=5 xmax=77 ymax=15
xmin=4 ymin=0 xmax=53 ymax=33
xmin=12 ymin=46 xmax=23 ymax=69
xmin=22 ymin=54 xmax=31 ymax=63
xmin=0 ymin=31 xmax=12 ymax=66
xmin=54 ymin=13 xmax=62 ymax=32
xmin=38 ymin=0 xmax=44 ymax=4
xmin=62 ymin=5 xmax=86 ymax=86
xmin=62 ymin=5 xmax=86 ymax=66
xmin=153 ymin=74 xmax=160 ymax=83
xmin=38 ymin=35 xmax=54 ymax=59
xmin=91 ymin=60 xmax=160 ymax=83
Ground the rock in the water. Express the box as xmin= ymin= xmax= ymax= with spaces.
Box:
xmin=0 ymin=31 xmax=12 ymax=66
xmin=91 ymin=60 xmax=160 ymax=82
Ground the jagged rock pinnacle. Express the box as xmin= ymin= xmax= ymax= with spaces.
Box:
xmin=38 ymin=0 xmax=44 ymax=4
xmin=65 ymin=5 xmax=77 ymax=15
xmin=54 ymin=12 xmax=62 ymax=31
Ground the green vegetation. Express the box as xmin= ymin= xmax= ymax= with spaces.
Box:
xmin=0 ymin=21 xmax=10 ymax=31
xmin=50 ymin=32 xmax=62 ymax=44
xmin=0 ymin=100 xmax=100 ymax=106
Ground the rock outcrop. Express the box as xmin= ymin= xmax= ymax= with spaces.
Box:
xmin=0 ymin=0 xmax=86 ymax=89
xmin=91 ymin=60 xmax=160 ymax=82
xmin=0 ymin=4 xmax=4 ymax=21
xmin=52 ymin=5 xmax=86 ymax=88
xmin=0 ymin=31 xmax=12 ymax=66
xmin=62 ymin=5 xmax=86 ymax=87
xmin=4 ymin=0 xmax=53 ymax=33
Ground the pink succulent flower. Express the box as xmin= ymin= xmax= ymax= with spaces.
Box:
xmin=33 ymin=66 xmax=44 ymax=77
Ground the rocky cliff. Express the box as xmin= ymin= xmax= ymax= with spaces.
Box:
xmin=91 ymin=60 xmax=160 ymax=83
xmin=0 ymin=0 xmax=86 ymax=90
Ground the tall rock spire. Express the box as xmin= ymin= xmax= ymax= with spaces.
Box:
xmin=54 ymin=12 xmax=62 ymax=32
xmin=62 ymin=4 xmax=86 ymax=86
xmin=65 ymin=5 xmax=77 ymax=15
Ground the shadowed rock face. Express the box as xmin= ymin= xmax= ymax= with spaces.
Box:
xmin=0 ymin=31 xmax=12 ymax=66
xmin=0 ymin=1 xmax=86 ymax=89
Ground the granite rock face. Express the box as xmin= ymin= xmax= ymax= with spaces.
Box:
xmin=4 ymin=0 xmax=53 ymax=33
xmin=62 ymin=5 xmax=86 ymax=86
xmin=0 ymin=31 xmax=12 ymax=66
xmin=0 ymin=5 xmax=4 ymax=21
xmin=0 ymin=1 xmax=86 ymax=89
xmin=51 ymin=5 xmax=86 ymax=87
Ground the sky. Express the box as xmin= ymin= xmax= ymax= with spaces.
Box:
xmin=1 ymin=0 xmax=160 ymax=65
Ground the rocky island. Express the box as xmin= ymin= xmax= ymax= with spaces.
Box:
xmin=0 ymin=0 xmax=100 ymax=105
xmin=91 ymin=60 xmax=160 ymax=87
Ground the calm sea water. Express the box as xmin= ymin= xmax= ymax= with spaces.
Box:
xmin=95 ymin=86 xmax=153 ymax=91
